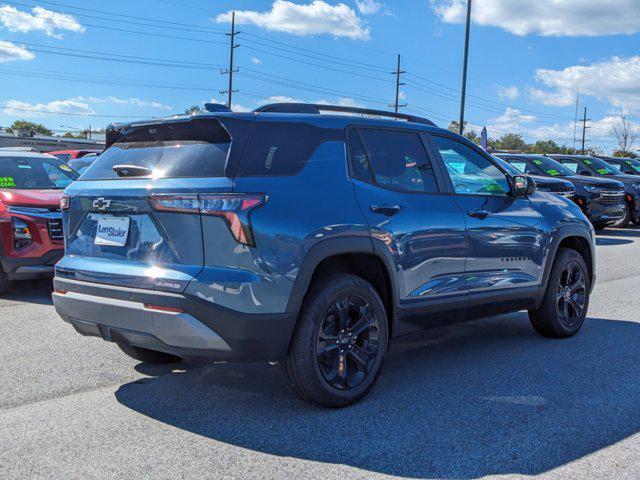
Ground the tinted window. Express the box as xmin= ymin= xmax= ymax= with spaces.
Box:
xmin=347 ymin=131 xmax=373 ymax=183
xmin=238 ymin=122 xmax=338 ymax=176
xmin=53 ymin=153 xmax=71 ymax=162
xmin=0 ymin=156 xmax=78 ymax=189
xmin=432 ymin=136 xmax=509 ymax=195
xmin=356 ymin=128 xmax=438 ymax=193
xmin=81 ymin=119 xmax=231 ymax=180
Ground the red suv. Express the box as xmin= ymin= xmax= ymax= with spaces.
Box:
xmin=0 ymin=151 xmax=78 ymax=293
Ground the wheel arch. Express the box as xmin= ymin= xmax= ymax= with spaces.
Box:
xmin=286 ymin=236 xmax=399 ymax=339
xmin=540 ymin=225 xmax=595 ymax=303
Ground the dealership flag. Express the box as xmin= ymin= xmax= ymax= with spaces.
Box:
xmin=480 ymin=127 xmax=488 ymax=151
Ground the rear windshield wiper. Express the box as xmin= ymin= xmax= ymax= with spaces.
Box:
xmin=112 ymin=164 xmax=152 ymax=178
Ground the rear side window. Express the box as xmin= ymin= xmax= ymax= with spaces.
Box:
xmin=80 ymin=119 xmax=231 ymax=180
xmin=349 ymin=128 xmax=439 ymax=193
xmin=237 ymin=122 xmax=337 ymax=176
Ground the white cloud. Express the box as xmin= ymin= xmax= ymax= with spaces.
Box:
xmin=0 ymin=40 xmax=34 ymax=62
xmin=486 ymin=107 xmax=536 ymax=135
xmin=207 ymin=97 xmax=250 ymax=113
xmin=530 ymin=56 xmax=640 ymax=112
xmin=257 ymin=95 xmax=365 ymax=109
xmin=258 ymin=95 xmax=304 ymax=104
xmin=0 ymin=5 xmax=85 ymax=39
xmin=356 ymin=0 xmax=382 ymax=15
xmin=497 ymin=85 xmax=519 ymax=101
xmin=317 ymin=97 xmax=366 ymax=108
xmin=216 ymin=1 xmax=370 ymax=40
xmin=75 ymin=96 xmax=172 ymax=110
xmin=2 ymin=98 xmax=94 ymax=118
xmin=431 ymin=0 xmax=640 ymax=37
xmin=251 ymin=57 xmax=262 ymax=65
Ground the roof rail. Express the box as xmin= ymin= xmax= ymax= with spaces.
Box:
xmin=253 ymin=103 xmax=436 ymax=126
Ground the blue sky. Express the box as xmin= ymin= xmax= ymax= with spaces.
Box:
xmin=0 ymin=0 xmax=637 ymax=153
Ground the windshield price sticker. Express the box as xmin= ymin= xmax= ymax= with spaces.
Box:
xmin=0 ymin=176 xmax=16 ymax=188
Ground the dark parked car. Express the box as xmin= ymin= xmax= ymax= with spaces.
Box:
xmin=497 ymin=153 xmax=625 ymax=230
xmin=493 ymin=156 xmax=575 ymax=198
xmin=550 ymin=155 xmax=640 ymax=227
xmin=53 ymin=103 xmax=596 ymax=407
xmin=600 ymin=156 xmax=640 ymax=177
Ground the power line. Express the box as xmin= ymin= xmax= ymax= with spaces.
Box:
xmin=0 ymin=104 xmax=150 ymax=118
xmin=18 ymin=42 xmax=225 ymax=70
xmin=1 ymin=2 xmax=228 ymax=44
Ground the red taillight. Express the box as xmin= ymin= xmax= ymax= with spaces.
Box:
xmin=626 ymin=194 xmax=633 ymax=203
xmin=148 ymin=193 xmax=266 ymax=246
xmin=60 ymin=194 xmax=70 ymax=211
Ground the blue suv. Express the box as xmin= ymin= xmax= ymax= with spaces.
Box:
xmin=53 ymin=103 xmax=596 ymax=407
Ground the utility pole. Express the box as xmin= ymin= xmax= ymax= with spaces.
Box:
xmin=458 ymin=0 xmax=472 ymax=135
xmin=220 ymin=12 xmax=240 ymax=109
xmin=572 ymin=83 xmax=580 ymax=150
xmin=581 ymin=106 xmax=590 ymax=155
xmin=389 ymin=54 xmax=406 ymax=114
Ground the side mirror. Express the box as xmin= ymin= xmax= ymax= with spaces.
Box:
xmin=510 ymin=174 xmax=530 ymax=196
xmin=580 ymin=170 xmax=592 ymax=176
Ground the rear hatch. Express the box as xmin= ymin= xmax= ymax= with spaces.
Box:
xmin=58 ymin=116 xmax=242 ymax=293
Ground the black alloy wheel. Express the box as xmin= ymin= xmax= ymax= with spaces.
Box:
xmin=556 ymin=261 xmax=587 ymax=328
xmin=316 ymin=295 xmax=380 ymax=391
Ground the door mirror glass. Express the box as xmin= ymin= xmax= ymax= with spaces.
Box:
xmin=510 ymin=175 xmax=529 ymax=196
xmin=580 ymin=170 xmax=592 ymax=176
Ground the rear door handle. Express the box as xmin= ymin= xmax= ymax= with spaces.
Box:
xmin=370 ymin=204 xmax=402 ymax=216
xmin=468 ymin=209 xmax=490 ymax=219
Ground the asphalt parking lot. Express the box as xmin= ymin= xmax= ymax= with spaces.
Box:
xmin=2 ymin=228 xmax=640 ymax=480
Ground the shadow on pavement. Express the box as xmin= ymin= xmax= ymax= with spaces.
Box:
xmin=0 ymin=279 xmax=53 ymax=305
xmin=595 ymin=237 xmax=633 ymax=246
xmin=597 ymin=226 xmax=640 ymax=238
xmin=115 ymin=313 xmax=640 ymax=479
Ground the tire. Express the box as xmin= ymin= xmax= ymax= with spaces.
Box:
xmin=0 ymin=267 xmax=9 ymax=295
xmin=612 ymin=203 xmax=631 ymax=228
xmin=529 ymin=248 xmax=590 ymax=338
xmin=281 ymin=273 xmax=389 ymax=408
xmin=117 ymin=343 xmax=181 ymax=364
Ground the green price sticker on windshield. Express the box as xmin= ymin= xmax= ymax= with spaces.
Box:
xmin=596 ymin=168 xmax=609 ymax=175
xmin=533 ymin=160 xmax=542 ymax=165
xmin=547 ymin=169 xmax=560 ymax=176
xmin=0 ymin=176 xmax=16 ymax=188
xmin=584 ymin=159 xmax=592 ymax=165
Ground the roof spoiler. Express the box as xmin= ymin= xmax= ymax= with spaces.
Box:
xmin=253 ymin=103 xmax=436 ymax=126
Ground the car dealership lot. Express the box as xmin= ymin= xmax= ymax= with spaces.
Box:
xmin=2 ymin=228 xmax=640 ymax=480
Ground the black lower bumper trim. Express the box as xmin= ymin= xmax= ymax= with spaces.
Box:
xmin=54 ymin=277 xmax=298 ymax=362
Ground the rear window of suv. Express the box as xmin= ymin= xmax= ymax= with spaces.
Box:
xmin=80 ymin=119 xmax=231 ymax=180
xmin=236 ymin=121 xmax=341 ymax=176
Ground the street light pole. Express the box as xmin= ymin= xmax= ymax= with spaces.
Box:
xmin=458 ymin=0 xmax=472 ymax=136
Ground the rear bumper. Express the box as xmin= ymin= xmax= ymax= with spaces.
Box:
xmin=52 ymin=277 xmax=297 ymax=363
xmin=1 ymin=249 xmax=63 ymax=280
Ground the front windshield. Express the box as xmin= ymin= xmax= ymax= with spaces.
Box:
xmin=620 ymin=158 xmax=640 ymax=174
xmin=580 ymin=157 xmax=620 ymax=175
xmin=0 ymin=156 xmax=78 ymax=189
xmin=511 ymin=156 xmax=574 ymax=177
